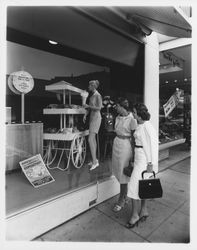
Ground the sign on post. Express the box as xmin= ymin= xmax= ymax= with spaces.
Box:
xmin=8 ymin=70 xmax=34 ymax=123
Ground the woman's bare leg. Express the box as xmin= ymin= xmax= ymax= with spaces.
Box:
xmin=118 ymin=184 xmax=127 ymax=206
xmin=88 ymin=132 xmax=97 ymax=164
xmin=129 ymin=199 xmax=140 ymax=223
xmin=139 ymin=199 xmax=149 ymax=218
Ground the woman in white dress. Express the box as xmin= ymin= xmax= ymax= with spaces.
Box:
xmin=112 ymin=98 xmax=137 ymax=212
xmin=126 ymin=103 xmax=158 ymax=228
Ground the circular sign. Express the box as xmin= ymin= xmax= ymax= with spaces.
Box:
xmin=8 ymin=72 xmax=21 ymax=95
xmin=8 ymin=71 xmax=34 ymax=94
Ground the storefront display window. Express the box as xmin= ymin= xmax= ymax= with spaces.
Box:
xmin=6 ymin=40 xmax=144 ymax=219
xmin=159 ymin=88 xmax=184 ymax=144
xmin=5 ymin=24 xmax=146 ymax=230
xmin=159 ymin=46 xmax=191 ymax=147
xmin=6 ymin=42 xmax=112 ymax=217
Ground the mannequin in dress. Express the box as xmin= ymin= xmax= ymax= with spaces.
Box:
xmin=83 ymin=80 xmax=102 ymax=170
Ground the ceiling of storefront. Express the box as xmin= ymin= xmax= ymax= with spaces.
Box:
xmin=6 ymin=6 xmax=191 ymax=86
xmin=159 ymin=44 xmax=191 ymax=84
xmin=7 ymin=6 xmax=143 ymax=67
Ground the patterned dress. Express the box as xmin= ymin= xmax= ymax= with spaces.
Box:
xmin=89 ymin=90 xmax=102 ymax=134
xmin=112 ymin=113 xmax=137 ymax=184
xmin=127 ymin=121 xmax=158 ymax=199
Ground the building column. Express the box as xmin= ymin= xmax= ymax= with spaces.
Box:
xmin=144 ymin=31 xmax=159 ymax=134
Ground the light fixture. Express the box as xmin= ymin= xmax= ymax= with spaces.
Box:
xmin=160 ymin=51 xmax=184 ymax=74
xmin=131 ymin=15 xmax=152 ymax=36
xmin=165 ymin=80 xmax=169 ymax=83
xmin=174 ymin=80 xmax=177 ymax=83
xmin=159 ymin=64 xmax=182 ymax=74
xmin=49 ymin=40 xmax=58 ymax=45
xmin=184 ymin=78 xmax=188 ymax=82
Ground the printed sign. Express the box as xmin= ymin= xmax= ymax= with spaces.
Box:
xmin=163 ymin=89 xmax=182 ymax=117
xmin=19 ymin=154 xmax=55 ymax=188
xmin=8 ymin=71 xmax=34 ymax=94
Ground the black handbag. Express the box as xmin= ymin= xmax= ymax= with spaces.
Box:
xmin=138 ymin=170 xmax=163 ymax=199
xmin=123 ymin=162 xmax=134 ymax=177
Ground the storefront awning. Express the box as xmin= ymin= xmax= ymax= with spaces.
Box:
xmin=7 ymin=6 xmax=191 ymax=67
xmin=113 ymin=6 xmax=191 ymax=38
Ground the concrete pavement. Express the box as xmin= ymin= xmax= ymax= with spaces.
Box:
xmin=34 ymin=144 xmax=190 ymax=243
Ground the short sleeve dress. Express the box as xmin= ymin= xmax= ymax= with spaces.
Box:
xmin=89 ymin=90 xmax=102 ymax=134
xmin=127 ymin=121 xmax=158 ymax=199
xmin=112 ymin=113 xmax=137 ymax=184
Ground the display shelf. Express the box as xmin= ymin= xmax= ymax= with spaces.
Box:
xmin=159 ymin=138 xmax=185 ymax=150
xmin=43 ymin=130 xmax=89 ymax=141
xmin=43 ymin=108 xmax=86 ymax=115
xmin=45 ymin=81 xmax=86 ymax=95
xmin=43 ymin=81 xmax=89 ymax=170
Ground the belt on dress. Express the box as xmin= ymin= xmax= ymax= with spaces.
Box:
xmin=116 ymin=134 xmax=131 ymax=139
xmin=135 ymin=145 xmax=143 ymax=148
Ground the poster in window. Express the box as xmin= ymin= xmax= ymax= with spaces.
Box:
xmin=19 ymin=154 xmax=55 ymax=188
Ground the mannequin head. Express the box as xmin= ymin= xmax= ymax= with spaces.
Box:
xmin=88 ymin=80 xmax=100 ymax=92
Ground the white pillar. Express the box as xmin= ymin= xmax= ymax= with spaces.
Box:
xmin=144 ymin=31 xmax=159 ymax=134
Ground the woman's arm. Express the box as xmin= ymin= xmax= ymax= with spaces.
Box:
xmin=141 ymin=125 xmax=156 ymax=172
xmin=130 ymin=131 xmax=135 ymax=163
xmin=140 ymin=127 xmax=152 ymax=164
xmin=130 ymin=118 xmax=137 ymax=131
xmin=83 ymin=109 xmax=89 ymax=123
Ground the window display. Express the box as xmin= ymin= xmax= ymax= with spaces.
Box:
xmin=159 ymin=88 xmax=184 ymax=144
xmin=183 ymin=92 xmax=191 ymax=146
xmin=6 ymin=41 xmax=143 ymax=224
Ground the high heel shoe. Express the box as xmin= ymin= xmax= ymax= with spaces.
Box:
xmin=125 ymin=219 xmax=139 ymax=229
xmin=89 ymin=161 xmax=99 ymax=171
xmin=139 ymin=215 xmax=149 ymax=222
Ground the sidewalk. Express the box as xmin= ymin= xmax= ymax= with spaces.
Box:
xmin=34 ymin=144 xmax=190 ymax=243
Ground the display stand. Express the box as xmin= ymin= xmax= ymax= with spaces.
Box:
xmin=43 ymin=81 xmax=89 ymax=170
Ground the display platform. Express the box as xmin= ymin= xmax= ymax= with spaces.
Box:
xmin=6 ymin=158 xmax=112 ymax=217
xmin=159 ymin=138 xmax=185 ymax=161
xmin=6 ymin=123 xmax=43 ymax=172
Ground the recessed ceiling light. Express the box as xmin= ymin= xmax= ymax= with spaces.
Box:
xmin=184 ymin=78 xmax=188 ymax=81
xmin=165 ymin=81 xmax=169 ymax=83
xmin=49 ymin=40 xmax=58 ymax=45
xmin=159 ymin=64 xmax=182 ymax=74
xmin=174 ymin=80 xmax=177 ymax=82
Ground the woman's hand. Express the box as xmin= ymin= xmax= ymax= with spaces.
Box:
xmin=83 ymin=104 xmax=89 ymax=109
xmin=147 ymin=162 xmax=153 ymax=173
xmin=83 ymin=114 xmax=86 ymax=123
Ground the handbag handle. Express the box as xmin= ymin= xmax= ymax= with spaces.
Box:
xmin=141 ymin=170 xmax=156 ymax=179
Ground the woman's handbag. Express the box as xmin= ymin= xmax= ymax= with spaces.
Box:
xmin=138 ymin=170 xmax=163 ymax=199
xmin=123 ymin=162 xmax=134 ymax=177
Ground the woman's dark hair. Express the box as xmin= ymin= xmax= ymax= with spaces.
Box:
xmin=116 ymin=97 xmax=130 ymax=111
xmin=134 ymin=103 xmax=150 ymax=121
